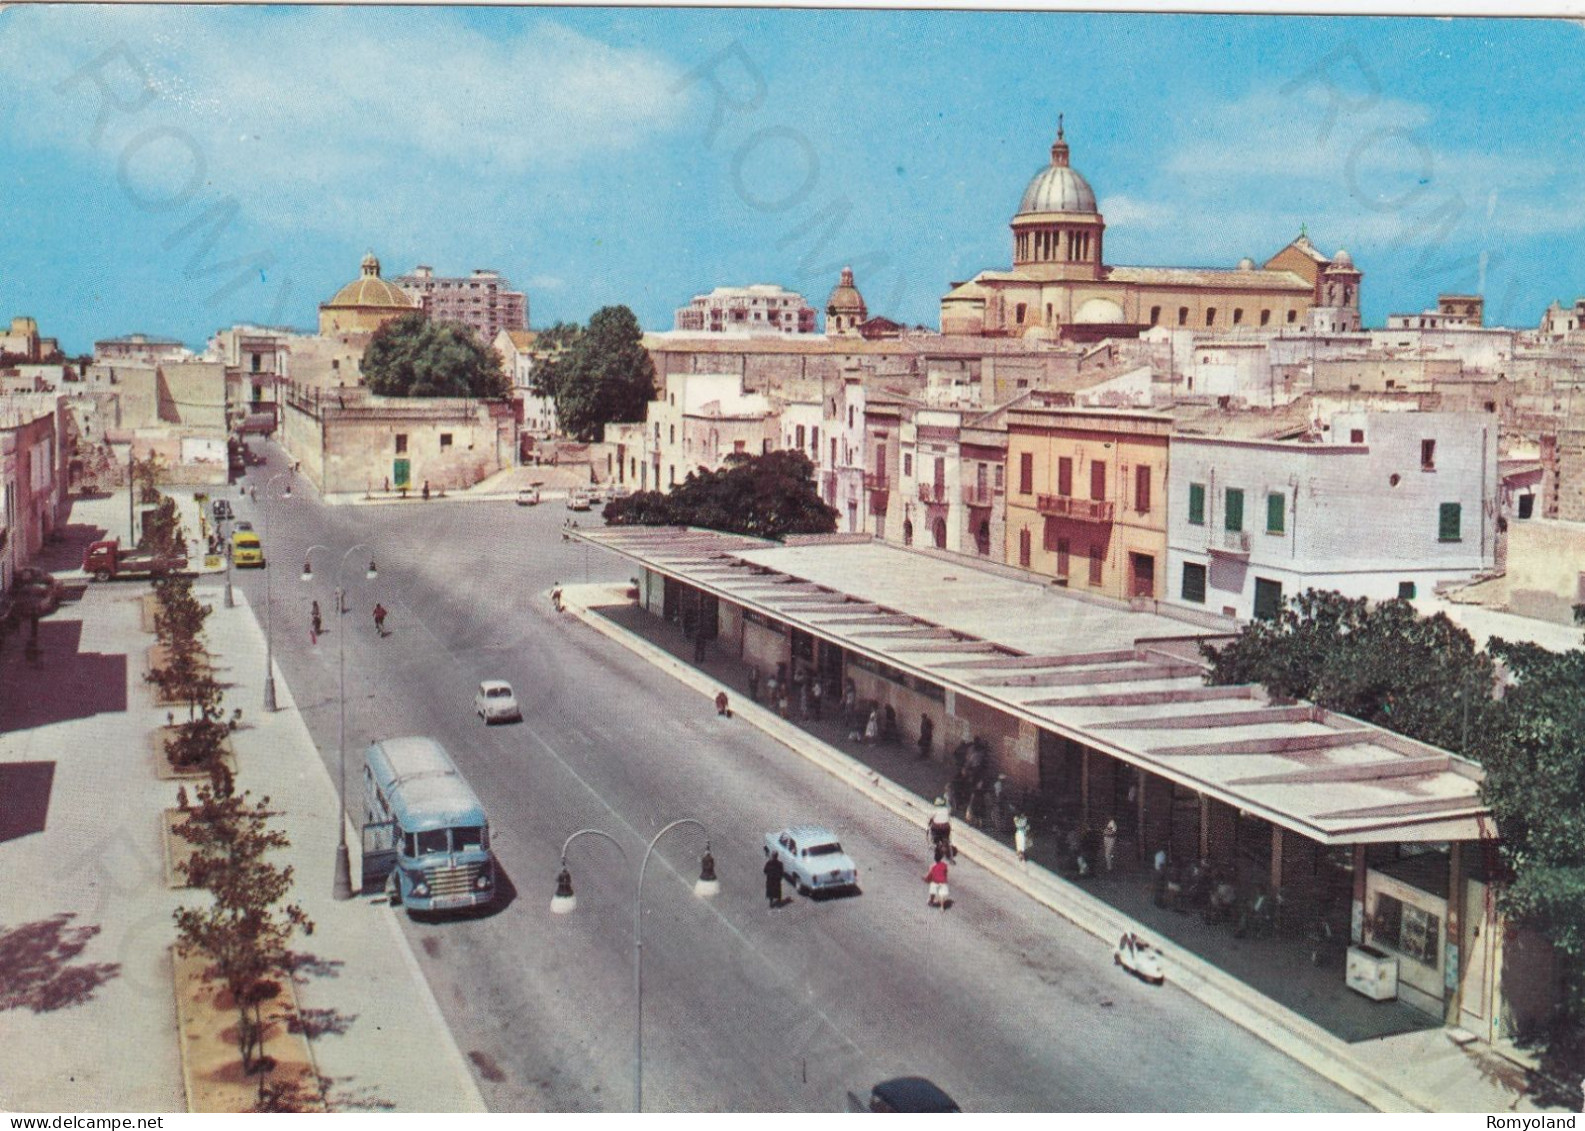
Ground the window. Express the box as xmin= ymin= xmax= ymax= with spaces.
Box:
xmin=1178 ymin=307 xmax=1189 ymax=327
xmin=1232 ymin=308 xmax=1244 ymax=325
xmin=1188 ymin=482 xmax=1205 ymax=526
xmin=1015 ymin=303 xmax=1027 ymax=325
xmin=1266 ymin=491 xmax=1285 ymax=534
xmin=1018 ymin=528 xmax=1031 ymax=567
xmin=395 ymin=434 xmax=408 ymax=454
xmin=1088 ymin=544 xmax=1104 ymax=586
xmin=1225 ymin=488 xmax=1244 ymax=532
xmin=1019 ymin=452 xmax=1034 ymax=495
xmin=848 ymin=407 xmax=854 ymax=428
xmin=1287 ymin=309 xmax=1298 ymax=323
xmin=1089 ymin=460 xmax=1106 ymax=501
xmin=1057 ymin=456 xmax=1072 ymax=497
xmin=1421 ymin=439 xmax=1437 ymax=470
xmin=1350 ymin=428 xmax=1365 ymax=444
xmin=1260 ymin=309 xmax=1271 ymax=327
xmin=1135 ymin=465 xmax=1151 ymax=513
xmin=1438 ymin=502 xmax=1462 ymax=542
xmin=1206 ymin=308 xmax=1217 ymax=327
xmin=1043 ymin=517 xmax=1059 ymax=552
xmin=904 ymin=453 xmax=913 ymax=477
xmin=440 ymin=433 xmax=453 ymax=449
xmin=1150 ymin=306 xmax=1161 ymax=326
xmin=810 ymin=426 xmax=819 ymax=453
xmin=994 ymin=465 xmax=1004 ymax=491
xmin=1253 ymin=577 xmax=1284 ymax=621
xmin=733 ymin=440 xmax=746 ymax=453
xmin=1181 ymin=562 xmax=1207 ymax=604
xmin=1518 ymin=494 xmax=1534 ymax=519
xmin=670 ymin=425 xmax=676 ymax=444
xmin=904 ymin=520 xmax=914 ymax=547
xmin=1372 ymin=893 xmax=1440 ymax=966
xmin=796 ymin=425 xmax=806 ymax=449
xmin=1398 ymin=581 xmax=1417 ymax=600
xmin=1056 ymin=538 xmax=1070 ymax=577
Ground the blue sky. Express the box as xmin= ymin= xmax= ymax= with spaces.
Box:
xmin=2 ymin=7 xmax=1582 ymax=353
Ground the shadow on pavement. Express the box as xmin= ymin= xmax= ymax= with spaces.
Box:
xmin=0 ymin=620 xmax=128 ymax=732
xmin=0 ymin=761 xmax=55 ymax=842
xmin=0 ymin=914 xmax=122 ymax=1013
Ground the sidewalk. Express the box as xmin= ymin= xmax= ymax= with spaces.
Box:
xmin=0 ymin=491 xmax=484 ymax=1113
xmin=320 ymin=463 xmax=595 ymax=508
xmin=559 ymin=579 xmax=1568 ymax=1115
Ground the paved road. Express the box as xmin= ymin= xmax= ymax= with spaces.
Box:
xmin=224 ymin=443 xmax=1367 ymax=1113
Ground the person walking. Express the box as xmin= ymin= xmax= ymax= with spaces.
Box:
xmin=372 ymin=602 xmax=388 ymax=636
xmin=1103 ymin=818 xmax=1119 ymax=874
xmin=809 ymin=677 xmax=823 ymax=720
xmin=422 ymin=480 xmax=430 ymax=501
xmin=747 ymin=666 xmax=760 ymax=703
xmin=1014 ymin=813 xmax=1032 ymax=863
xmin=311 ymin=600 xmax=322 ymax=643
xmin=925 ymin=850 xmax=950 ymax=910
xmin=764 ymin=852 xmax=786 ymax=908
xmin=715 ymin=690 xmax=731 ymax=718
xmin=864 ymin=707 xmax=879 ymax=745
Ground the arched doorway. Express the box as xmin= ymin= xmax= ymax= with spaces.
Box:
xmin=933 ymin=518 xmax=947 ymax=549
xmin=976 ymin=520 xmax=991 ymax=556
xmin=902 ymin=520 xmax=914 ymax=546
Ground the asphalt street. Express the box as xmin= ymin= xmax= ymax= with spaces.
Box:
xmin=222 ymin=442 xmax=1368 ymax=1113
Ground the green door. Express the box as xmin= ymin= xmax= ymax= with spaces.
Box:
xmin=393 ymin=459 xmax=411 ymax=489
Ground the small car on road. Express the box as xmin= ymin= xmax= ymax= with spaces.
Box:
xmin=566 ymin=490 xmax=592 ymax=511
xmin=210 ymin=497 xmax=234 ymax=522
xmin=763 ymin=825 xmax=859 ymax=897
xmin=1113 ymin=932 xmax=1165 ymax=985
xmin=515 ymin=487 xmax=541 ymax=507
xmin=231 ymin=530 xmax=265 ymax=568
xmin=474 ymin=680 xmax=522 ymax=724
xmin=862 ymin=1077 xmax=961 ymax=1113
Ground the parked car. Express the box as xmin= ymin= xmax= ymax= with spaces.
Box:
xmin=566 ymin=490 xmax=592 ymax=511
xmin=474 ymin=680 xmax=522 ymax=724
xmin=13 ymin=567 xmax=62 ymax=618
xmin=862 ymin=1077 xmax=961 ymax=1113
xmin=234 ymin=520 xmax=254 ymax=532
xmin=232 ymin=530 xmax=265 ymax=568
xmin=763 ymin=825 xmax=859 ymax=897
xmin=1113 ymin=932 xmax=1165 ymax=985
xmin=515 ymin=487 xmax=541 ymax=507
xmin=210 ymin=497 xmax=234 ymax=522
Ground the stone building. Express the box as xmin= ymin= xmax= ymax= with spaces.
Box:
xmin=940 ymin=121 xmax=1361 ymax=341
xmin=318 ymin=253 xmax=417 ymax=336
xmin=824 ymin=267 xmax=867 ymax=338
xmin=1 ymin=317 xmax=60 ymax=362
xmin=394 ymin=266 xmax=528 ymax=342
xmin=642 ymin=371 xmax=777 ymax=492
xmin=0 ymin=394 xmax=67 ymax=596
xmin=673 ymin=284 xmax=817 ymax=335
xmin=93 ymin=333 xmax=191 ymax=366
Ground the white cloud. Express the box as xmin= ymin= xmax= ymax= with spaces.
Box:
xmin=529 ymin=274 xmax=567 ymax=290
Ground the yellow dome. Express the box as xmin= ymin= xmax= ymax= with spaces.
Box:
xmin=324 ymin=253 xmax=414 ymax=310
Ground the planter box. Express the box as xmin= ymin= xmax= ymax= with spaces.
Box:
xmin=151 ymin=726 xmax=237 ymax=781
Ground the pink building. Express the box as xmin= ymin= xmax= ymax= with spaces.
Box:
xmin=675 ymin=284 xmax=816 ymax=335
xmin=394 ymin=267 xmax=529 ymax=343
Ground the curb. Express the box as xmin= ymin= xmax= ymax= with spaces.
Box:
xmin=557 ymin=583 xmax=1427 ymax=1114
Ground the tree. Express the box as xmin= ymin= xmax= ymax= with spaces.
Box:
xmin=173 ymin=781 xmax=313 ymax=1076
xmin=526 ymin=321 xmax=581 ymax=403
xmin=361 ymin=313 xmax=509 ymax=399
xmin=551 ymin=306 xmax=655 ymax=441
xmin=604 ymin=450 xmax=837 ymax=539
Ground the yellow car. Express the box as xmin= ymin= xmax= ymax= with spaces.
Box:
xmin=232 ymin=530 xmax=265 ymax=568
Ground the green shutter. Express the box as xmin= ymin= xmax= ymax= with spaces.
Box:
xmin=1188 ymin=483 xmax=1205 ymax=525
xmin=1438 ymin=502 xmax=1461 ymax=542
xmin=1181 ymin=562 xmax=1207 ymax=604
xmin=1253 ymin=577 xmax=1284 ymax=621
xmin=1225 ymin=488 xmax=1244 ymax=532
xmin=1267 ymin=492 xmax=1285 ymax=534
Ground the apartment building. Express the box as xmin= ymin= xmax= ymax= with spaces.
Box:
xmin=394 ymin=266 xmax=528 ymax=342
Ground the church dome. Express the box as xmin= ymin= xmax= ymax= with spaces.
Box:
xmin=1331 ymin=248 xmax=1354 ymax=269
xmin=826 ymin=266 xmax=867 ymax=318
xmin=325 ymin=252 xmax=414 ymax=310
xmin=1016 ymin=121 xmax=1097 ymax=216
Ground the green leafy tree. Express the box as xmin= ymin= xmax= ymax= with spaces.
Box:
xmin=173 ymin=781 xmax=313 ymax=1076
xmin=604 ymin=450 xmax=837 ymax=539
xmin=362 ymin=313 xmax=509 ymax=399
xmin=526 ymin=321 xmax=581 ymax=403
xmin=552 ymin=306 xmax=655 ymax=441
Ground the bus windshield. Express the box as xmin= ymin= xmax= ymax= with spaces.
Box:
xmin=403 ymin=827 xmax=489 ymax=856
xmin=454 ymin=826 xmax=488 ymax=851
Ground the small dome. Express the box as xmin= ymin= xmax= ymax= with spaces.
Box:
xmin=1331 ymin=248 xmax=1354 ymax=268
xmin=326 ymin=253 xmax=414 ymax=310
xmin=1237 ymin=257 xmax=1256 ymax=271
xmin=1016 ymin=120 xmax=1097 ymax=216
xmin=826 ymin=266 xmax=867 ymax=317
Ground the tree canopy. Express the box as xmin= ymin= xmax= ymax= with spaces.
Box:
xmin=603 ymin=450 xmax=837 ymax=539
xmin=1205 ymin=588 xmax=1585 ymax=1022
xmin=361 ymin=313 xmax=509 ymax=399
xmin=533 ymin=306 xmax=655 ymax=441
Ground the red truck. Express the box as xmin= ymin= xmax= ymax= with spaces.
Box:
xmin=83 ymin=539 xmax=188 ymax=582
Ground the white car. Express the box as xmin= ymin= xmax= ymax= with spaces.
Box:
xmin=764 ymin=825 xmax=859 ymax=897
xmin=474 ymin=680 xmax=522 ymax=724
xmin=566 ymin=490 xmax=591 ymax=511
xmin=515 ymin=487 xmax=540 ymax=506
xmin=1113 ymin=933 xmax=1165 ymax=985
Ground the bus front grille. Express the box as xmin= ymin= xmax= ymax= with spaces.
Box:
xmin=425 ymin=861 xmax=484 ymax=898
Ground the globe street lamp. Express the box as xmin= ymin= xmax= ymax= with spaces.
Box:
xmin=551 ymin=820 xmax=719 ymax=1112
xmin=302 ymin=543 xmax=378 ymax=901
xmin=259 ymin=471 xmax=293 ymax=712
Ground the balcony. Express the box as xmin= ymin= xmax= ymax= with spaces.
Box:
xmin=864 ymin=471 xmax=889 ymax=492
xmin=1209 ymin=529 xmax=1252 ymax=556
xmin=918 ymin=482 xmax=950 ymax=505
xmin=962 ymin=484 xmax=995 ymax=507
xmin=1035 ymin=494 xmax=1115 ymax=523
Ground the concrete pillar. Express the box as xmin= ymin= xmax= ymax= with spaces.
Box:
xmin=1270 ymin=826 xmax=1284 ymax=895
xmin=1141 ymin=773 xmax=1173 ymax=862
xmin=1351 ymin=844 xmax=1368 ymax=944
xmin=1445 ymin=842 xmax=1465 ymax=1022
xmin=1199 ymin=795 xmax=1210 ymax=860
xmin=1206 ymin=798 xmax=1237 ymax=870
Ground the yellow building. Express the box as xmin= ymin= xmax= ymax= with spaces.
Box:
xmin=941 ymin=121 xmax=1362 ymax=339
xmin=317 ymin=253 xmax=417 ymax=335
xmin=1005 ymin=407 xmax=1173 ymax=600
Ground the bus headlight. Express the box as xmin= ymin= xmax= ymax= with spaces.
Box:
xmin=475 ymin=873 xmax=493 ymax=891
xmin=411 ymin=880 xmax=430 ymax=898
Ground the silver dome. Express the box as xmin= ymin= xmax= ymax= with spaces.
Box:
xmin=1018 ymin=165 xmax=1098 ymax=215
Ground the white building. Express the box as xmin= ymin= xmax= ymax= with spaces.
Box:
xmin=1167 ymin=411 xmax=1497 ymax=621
xmin=674 ymin=284 xmax=817 ymax=336
xmin=645 ymin=371 xmax=777 ymax=492
xmin=491 ymin=329 xmax=557 ymax=436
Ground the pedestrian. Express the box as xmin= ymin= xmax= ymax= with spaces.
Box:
xmin=1103 ymin=818 xmax=1119 ymax=873
xmin=925 ymin=849 xmax=950 ymax=910
xmin=777 ymin=687 xmax=790 ymax=719
xmin=551 ymin=584 xmax=563 ymax=612
xmin=809 ymin=677 xmax=823 ymax=720
xmin=1014 ymin=813 xmax=1031 ymax=863
xmin=845 ymin=703 xmax=862 ymax=743
xmin=765 ymin=672 xmax=779 ymax=711
xmin=747 ymin=666 xmax=760 ymax=703
xmin=916 ymin=715 xmax=934 ymax=760
xmin=422 ymin=480 xmax=430 ymax=501
xmin=715 ymin=690 xmax=731 ymax=718
xmin=764 ymin=852 xmax=785 ymax=908
xmin=383 ymin=475 xmax=390 ymax=493
xmin=373 ymin=602 xmax=388 ymax=636
xmin=311 ymin=600 xmax=322 ymax=642
xmin=864 ymin=707 xmax=879 ymax=745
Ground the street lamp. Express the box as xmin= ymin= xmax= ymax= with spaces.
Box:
xmin=302 ymin=543 xmax=378 ymax=901
xmin=551 ymin=820 xmax=719 ymax=1112
xmin=260 ymin=471 xmax=293 ymax=712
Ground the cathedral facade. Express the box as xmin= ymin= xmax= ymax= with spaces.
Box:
xmin=940 ymin=122 xmax=1362 ymax=341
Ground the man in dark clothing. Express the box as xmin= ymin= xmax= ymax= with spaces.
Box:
xmin=764 ymin=854 xmax=786 ymax=908
xmin=373 ymin=603 xmax=388 ymax=636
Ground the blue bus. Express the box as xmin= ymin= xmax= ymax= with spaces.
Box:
xmin=362 ymin=736 xmax=496 ymax=913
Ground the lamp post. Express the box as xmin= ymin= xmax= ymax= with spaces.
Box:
xmin=302 ymin=543 xmax=377 ymax=901
xmin=260 ymin=471 xmax=293 ymax=711
xmin=551 ymin=820 xmax=719 ymax=1112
